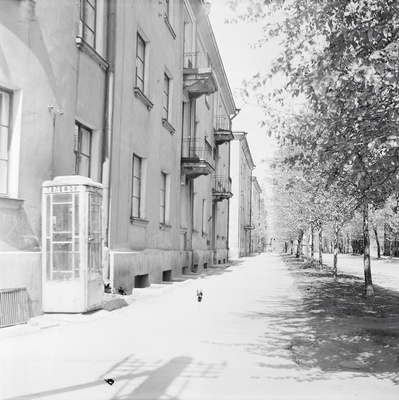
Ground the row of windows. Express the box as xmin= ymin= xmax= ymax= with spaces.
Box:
xmin=0 ymin=86 xmax=211 ymax=235
xmin=136 ymin=32 xmax=173 ymax=124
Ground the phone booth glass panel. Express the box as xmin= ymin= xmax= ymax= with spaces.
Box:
xmin=42 ymin=176 xmax=103 ymax=313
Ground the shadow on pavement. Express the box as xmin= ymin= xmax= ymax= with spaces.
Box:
xmin=6 ymin=355 xmax=227 ymax=400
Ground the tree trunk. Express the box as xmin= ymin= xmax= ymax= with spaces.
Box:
xmin=363 ymin=202 xmax=374 ymax=296
xmin=310 ymin=225 xmax=314 ymax=260
xmin=290 ymin=240 xmax=294 ymax=255
xmin=373 ymin=227 xmax=381 ymax=259
xmin=333 ymin=220 xmax=339 ymax=280
xmin=318 ymin=224 xmax=323 ymax=268
xmin=296 ymin=231 xmax=303 ymax=259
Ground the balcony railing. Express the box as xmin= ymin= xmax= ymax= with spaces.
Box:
xmin=212 ymin=176 xmax=233 ymax=201
xmin=183 ymin=52 xmax=218 ymax=99
xmin=181 ymin=138 xmax=214 ymax=179
xmin=214 ymin=115 xmax=234 ymax=144
xmin=184 ymin=52 xmax=212 ymax=69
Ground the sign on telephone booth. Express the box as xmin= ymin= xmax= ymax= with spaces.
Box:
xmin=42 ymin=176 xmax=104 ymax=313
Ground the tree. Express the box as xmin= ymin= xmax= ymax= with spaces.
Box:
xmin=231 ymin=0 xmax=399 ymax=296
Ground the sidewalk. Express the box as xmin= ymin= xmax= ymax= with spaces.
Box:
xmin=0 ymin=263 xmax=231 ymax=340
xmin=314 ymin=252 xmax=399 ymax=294
xmin=1 ymin=254 xmax=398 ymax=400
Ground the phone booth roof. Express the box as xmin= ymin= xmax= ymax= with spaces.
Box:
xmin=42 ymin=175 xmax=103 ymax=189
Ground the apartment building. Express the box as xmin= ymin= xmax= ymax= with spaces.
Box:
xmin=0 ymin=0 xmax=109 ymax=317
xmin=0 ymin=0 xmax=237 ymax=320
xmin=229 ymin=132 xmax=256 ymax=258
xmin=251 ymin=177 xmax=267 ymax=253
xmin=108 ymin=0 xmax=237 ymax=292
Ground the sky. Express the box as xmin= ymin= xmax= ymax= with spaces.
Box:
xmin=208 ymin=0 xmax=280 ymax=186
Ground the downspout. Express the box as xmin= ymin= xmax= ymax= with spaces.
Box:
xmin=226 ymin=109 xmax=240 ymax=259
xmin=102 ymin=0 xmax=116 ymax=281
xmin=249 ymin=171 xmax=253 ymax=254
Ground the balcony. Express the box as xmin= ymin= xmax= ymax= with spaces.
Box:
xmin=212 ymin=176 xmax=233 ymax=202
xmin=181 ymin=138 xmax=214 ymax=179
xmin=183 ymin=52 xmax=218 ymax=99
xmin=214 ymin=115 xmax=234 ymax=145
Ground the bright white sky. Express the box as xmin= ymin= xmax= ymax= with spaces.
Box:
xmin=208 ymin=0 xmax=281 ymax=185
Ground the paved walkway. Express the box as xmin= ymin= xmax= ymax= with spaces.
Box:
xmin=316 ymin=252 xmax=399 ymax=294
xmin=0 ymin=254 xmax=397 ymax=399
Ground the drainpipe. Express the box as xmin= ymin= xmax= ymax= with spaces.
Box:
xmin=226 ymin=109 xmax=240 ymax=260
xmin=102 ymin=0 xmax=116 ymax=281
xmin=249 ymin=171 xmax=253 ymax=254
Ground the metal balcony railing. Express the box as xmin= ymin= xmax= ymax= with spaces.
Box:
xmin=214 ymin=115 xmax=232 ymax=132
xmin=184 ymin=52 xmax=212 ymax=69
xmin=213 ymin=176 xmax=232 ymax=193
xmin=181 ymin=138 xmax=213 ymax=161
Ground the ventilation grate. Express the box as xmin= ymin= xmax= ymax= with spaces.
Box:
xmin=0 ymin=288 xmax=30 ymax=328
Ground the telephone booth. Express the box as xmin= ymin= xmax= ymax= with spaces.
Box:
xmin=42 ymin=176 xmax=104 ymax=313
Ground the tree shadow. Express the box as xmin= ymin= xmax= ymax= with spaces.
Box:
xmin=233 ymin=256 xmax=399 ymax=385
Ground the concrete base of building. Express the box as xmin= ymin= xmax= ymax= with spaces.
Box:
xmin=109 ymin=249 xmax=216 ymax=294
xmin=0 ymin=251 xmax=42 ymax=317
xmin=213 ymin=249 xmax=229 ymax=265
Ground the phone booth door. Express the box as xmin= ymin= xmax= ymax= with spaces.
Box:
xmin=42 ymin=176 xmax=103 ymax=313
xmin=86 ymin=190 xmax=103 ymax=310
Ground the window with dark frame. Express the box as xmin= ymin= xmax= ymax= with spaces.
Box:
xmin=160 ymin=172 xmax=166 ymax=224
xmin=80 ymin=0 xmax=96 ymax=48
xmin=0 ymin=89 xmax=11 ymax=195
xmin=163 ymin=73 xmax=170 ymax=120
xmin=136 ymin=33 xmax=145 ymax=92
xmin=131 ymin=154 xmax=142 ymax=219
xmin=74 ymin=122 xmax=92 ymax=177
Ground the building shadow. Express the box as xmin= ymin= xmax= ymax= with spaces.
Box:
xmin=5 ymin=355 xmax=226 ymax=400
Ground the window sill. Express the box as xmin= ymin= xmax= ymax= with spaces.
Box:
xmin=76 ymin=37 xmax=109 ymax=71
xmin=164 ymin=16 xmax=177 ymax=39
xmin=159 ymin=223 xmax=172 ymax=231
xmin=130 ymin=217 xmax=149 ymax=227
xmin=162 ymin=118 xmax=175 ymax=134
xmin=134 ymin=87 xmax=154 ymax=110
xmin=0 ymin=196 xmax=24 ymax=209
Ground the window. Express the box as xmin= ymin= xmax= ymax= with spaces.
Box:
xmin=202 ymin=199 xmax=207 ymax=235
xmin=163 ymin=74 xmax=170 ymax=120
xmin=74 ymin=122 xmax=92 ymax=177
xmin=80 ymin=0 xmax=96 ymax=48
xmin=0 ymin=89 xmax=11 ymax=195
xmin=131 ymin=154 xmax=142 ymax=219
xmin=136 ymin=33 xmax=145 ymax=92
xmin=160 ymin=172 xmax=167 ymax=224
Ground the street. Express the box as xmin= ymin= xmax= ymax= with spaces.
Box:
xmin=1 ymin=253 xmax=398 ymax=400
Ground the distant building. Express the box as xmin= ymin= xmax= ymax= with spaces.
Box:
xmin=229 ymin=132 xmax=256 ymax=258
xmin=251 ymin=177 xmax=266 ymax=253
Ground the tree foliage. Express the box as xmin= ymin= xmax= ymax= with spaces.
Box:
xmin=230 ymin=0 xmax=399 ymax=295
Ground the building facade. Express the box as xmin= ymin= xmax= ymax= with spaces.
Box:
xmin=107 ymin=0 xmax=237 ymax=292
xmin=0 ymin=0 xmax=238 ymax=318
xmin=251 ymin=177 xmax=266 ymax=253
xmin=0 ymin=0 xmax=109 ymax=316
xmin=229 ymin=132 xmax=256 ymax=259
